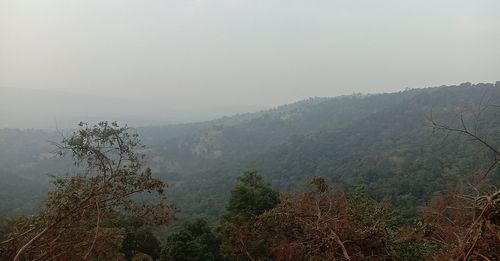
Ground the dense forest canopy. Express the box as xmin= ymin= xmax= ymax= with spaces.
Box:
xmin=1 ymin=83 xmax=500 ymax=220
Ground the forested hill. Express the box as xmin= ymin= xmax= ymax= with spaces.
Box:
xmin=141 ymin=82 xmax=500 ymax=220
xmin=1 ymin=82 xmax=500 ymax=220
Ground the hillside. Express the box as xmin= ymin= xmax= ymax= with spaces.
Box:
xmin=1 ymin=82 xmax=499 ymax=220
xmin=144 ymin=82 xmax=500 ymax=220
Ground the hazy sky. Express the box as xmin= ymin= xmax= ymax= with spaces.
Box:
xmin=1 ymin=0 xmax=500 ymax=110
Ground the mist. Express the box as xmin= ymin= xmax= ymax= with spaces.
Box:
xmin=1 ymin=0 xmax=500 ymax=128
xmin=2 ymin=1 xmax=500 ymax=259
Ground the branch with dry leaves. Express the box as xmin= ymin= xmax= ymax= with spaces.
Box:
xmin=424 ymin=105 xmax=500 ymax=259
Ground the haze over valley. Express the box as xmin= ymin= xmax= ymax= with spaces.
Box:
xmin=1 ymin=1 xmax=499 ymax=260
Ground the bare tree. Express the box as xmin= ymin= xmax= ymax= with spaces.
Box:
xmin=425 ymin=104 xmax=500 ymax=260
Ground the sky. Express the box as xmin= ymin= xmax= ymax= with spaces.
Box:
xmin=1 ymin=0 xmax=500 ymax=115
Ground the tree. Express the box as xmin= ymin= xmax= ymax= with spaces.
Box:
xmin=161 ymin=218 xmax=222 ymax=261
xmin=225 ymin=171 xmax=280 ymax=219
xmin=0 ymin=121 xmax=172 ymax=260
xmin=423 ymin=107 xmax=500 ymax=259
xmin=104 ymin=213 xmax=162 ymax=260
xmin=219 ymin=171 xmax=279 ymax=260
xmin=420 ymin=177 xmax=500 ymax=260
xmin=256 ymin=177 xmax=401 ymax=260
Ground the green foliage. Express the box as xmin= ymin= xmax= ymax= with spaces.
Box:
xmin=225 ymin=171 xmax=280 ymax=220
xmin=394 ymin=239 xmax=439 ymax=261
xmin=218 ymin=172 xmax=279 ymax=260
xmin=347 ymin=187 xmax=402 ymax=229
xmin=104 ymin=213 xmax=162 ymax=260
xmin=161 ymin=218 xmax=222 ymax=261
xmin=131 ymin=252 xmax=154 ymax=261
xmin=122 ymin=227 xmax=161 ymax=260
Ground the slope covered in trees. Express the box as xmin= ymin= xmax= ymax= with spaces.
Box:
xmin=146 ymin=82 xmax=500 ymax=220
xmin=1 ymin=82 xmax=499 ymax=221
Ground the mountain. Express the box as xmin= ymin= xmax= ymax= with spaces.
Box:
xmin=1 ymin=82 xmax=499 ymax=220
xmin=142 ymin=82 xmax=500 ymax=220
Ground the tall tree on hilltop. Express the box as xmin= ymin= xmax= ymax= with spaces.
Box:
xmin=161 ymin=218 xmax=222 ymax=261
xmin=219 ymin=171 xmax=279 ymax=260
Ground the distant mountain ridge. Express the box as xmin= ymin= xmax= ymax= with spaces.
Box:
xmin=0 ymin=88 xmax=264 ymax=129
